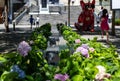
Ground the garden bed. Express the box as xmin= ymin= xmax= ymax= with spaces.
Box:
xmin=0 ymin=23 xmax=120 ymax=81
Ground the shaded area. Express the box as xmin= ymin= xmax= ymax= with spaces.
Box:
xmin=0 ymin=25 xmax=120 ymax=55
xmin=98 ymin=37 xmax=120 ymax=54
xmin=0 ymin=28 xmax=32 ymax=54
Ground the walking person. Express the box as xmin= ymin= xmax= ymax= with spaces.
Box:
xmin=35 ymin=15 xmax=40 ymax=27
xmin=71 ymin=0 xmax=75 ymax=5
xmin=100 ymin=9 xmax=109 ymax=43
xmin=98 ymin=6 xmax=104 ymax=19
xmin=29 ymin=15 xmax=34 ymax=29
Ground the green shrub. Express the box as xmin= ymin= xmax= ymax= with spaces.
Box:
xmin=115 ymin=19 xmax=120 ymax=25
xmin=34 ymin=23 xmax=52 ymax=39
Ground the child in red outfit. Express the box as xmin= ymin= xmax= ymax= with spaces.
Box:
xmin=100 ymin=9 xmax=109 ymax=43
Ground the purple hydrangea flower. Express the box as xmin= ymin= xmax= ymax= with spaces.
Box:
xmin=80 ymin=48 xmax=89 ymax=58
xmin=54 ymin=74 xmax=69 ymax=81
xmin=76 ymin=47 xmax=84 ymax=52
xmin=81 ymin=44 xmax=89 ymax=49
xmin=17 ymin=41 xmax=31 ymax=57
xmin=75 ymin=46 xmax=89 ymax=58
xmin=84 ymin=53 xmax=89 ymax=58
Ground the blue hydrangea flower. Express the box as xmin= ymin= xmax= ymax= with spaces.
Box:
xmin=10 ymin=65 xmax=26 ymax=78
xmin=10 ymin=65 xmax=20 ymax=73
xmin=18 ymin=69 xmax=26 ymax=78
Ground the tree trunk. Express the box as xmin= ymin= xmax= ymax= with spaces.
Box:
xmin=4 ymin=0 xmax=10 ymax=32
xmin=111 ymin=10 xmax=115 ymax=36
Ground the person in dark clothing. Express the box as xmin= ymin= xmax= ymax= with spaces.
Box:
xmin=29 ymin=15 xmax=34 ymax=29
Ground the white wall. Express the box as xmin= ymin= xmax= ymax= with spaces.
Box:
xmin=59 ymin=0 xmax=80 ymax=6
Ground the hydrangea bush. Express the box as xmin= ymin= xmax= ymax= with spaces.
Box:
xmin=0 ymin=23 xmax=56 ymax=81
xmin=0 ymin=23 xmax=120 ymax=81
xmin=57 ymin=24 xmax=120 ymax=81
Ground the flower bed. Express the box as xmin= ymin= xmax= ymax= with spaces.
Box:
xmin=0 ymin=23 xmax=120 ymax=81
xmin=57 ymin=24 xmax=120 ymax=81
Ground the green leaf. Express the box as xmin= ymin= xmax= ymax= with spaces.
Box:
xmin=0 ymin=71 xmax=18 ymax=81
xmin=26 ymin=75 xmax=34 ymax=81
xmin=112 ymin=77 xmax=120 ymax=81
xmin=0 ymin=57 xmax=7 ymax=63
xmin=71 ymin=75 xmax=83 ymax=81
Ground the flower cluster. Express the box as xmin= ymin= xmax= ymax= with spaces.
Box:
xmin=10 ymin=65 xmax=26 ymax=78
xmin=75 ymin=44 xmax=89 ymax=58
xmin=89 ymin=47 xmax=95 ymax=53
xmin=75 ymin=39 xmax=81 ymax=44
xmin=75 ymin=44 xmax=95 ymax=58
xmin=81 ymin=44 xmax=89 ymax=49
xmin=95 ymin=65 xmax=111 ymax=81
xmin=29 ymin=40 xmax=34 ymax=45
xmin=17 ymin=41 xmax=31 ymax=57
xmin=54 ymin=73 xmax=69 ymax=81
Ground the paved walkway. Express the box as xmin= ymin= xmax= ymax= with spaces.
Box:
xmin=0 ymin=24 xmax=32 ymax=53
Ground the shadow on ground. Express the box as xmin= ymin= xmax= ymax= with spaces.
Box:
xmin=1 ymin=27 xmax=120 ymax=54
xmin=0 ymin=28 xmax=32 ymax=54
xmin=75 ymin=28 xmax=120 ymax=54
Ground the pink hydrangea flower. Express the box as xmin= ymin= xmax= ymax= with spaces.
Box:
xmin=95 ymin=65 xmax=111 ymax=81
xmin=17 ymin=41 xmax=31 ymax=57
xmin=54 ymin=74 xmax=69 ymax=81
xmin=75 ymin=39 xmax=81 ymax=44
xmin=89 ymin=47 xmax=95 ymax=53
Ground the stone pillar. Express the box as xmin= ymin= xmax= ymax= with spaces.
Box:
xmin=38 ymin=0 xmax=40 ymax=14
xmin=9 ymin=0 xmax=13 ymax=23
xmin=68 ymin=0 xmax=70 ymax=26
